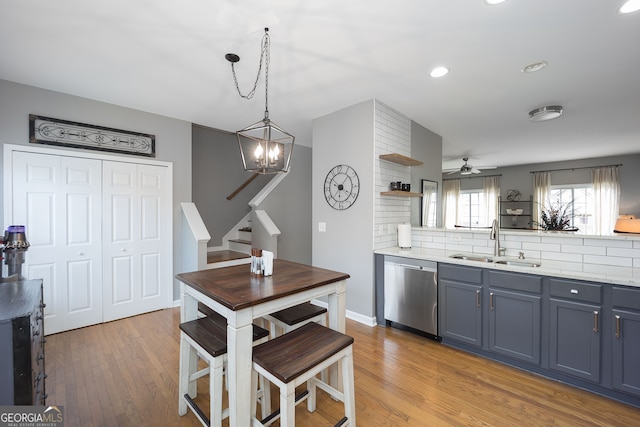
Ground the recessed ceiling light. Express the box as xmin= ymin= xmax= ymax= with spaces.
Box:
xmin=529 ymin=105 xmax=563 ymax=122
xmin=430 ymin=66 xmax=449 ymax=78
xmin=619 ymin=0 xmax=640 ymax=14
xmin=521 ymin=61 xmax=547 ymax=73
xmin=484 ymin=0 xmax=508 ymax=5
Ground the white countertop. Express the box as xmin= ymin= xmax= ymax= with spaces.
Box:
xmin=375 ymin=246 xmax=640 ymax=289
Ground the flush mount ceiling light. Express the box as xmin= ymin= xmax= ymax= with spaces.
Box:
xmin=529 ymin=105 xmax=563 ymax=122
xmin=430 ymin=66 xmax=449 ymax=78
xmin=226 ymin=28 xmax=294 ymax=174
xmin=521 ymin=61 xmax=547 ymax=73
xmin=619 ymin=0 xmax=640 ymax=14
xmin=484 ymin=0 xmax=509 ymax=5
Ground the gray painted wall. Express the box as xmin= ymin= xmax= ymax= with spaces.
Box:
xmin=312 ymin=100 xmax=375 ymax=318
xmin=410 ymin=121 xmax=443 ymax=227
xmin=191 ymin=125 xmax=271 ymax=246
xmin=255 ymin=145 xmax=312 ymax=264
xmin=0 ymin=79 xmax=192 ymax=300
xmin=191 ymin=124 xmax=312 ymax=264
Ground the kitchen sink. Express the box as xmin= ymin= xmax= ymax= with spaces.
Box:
xmin=449 ymin=254 xmax=494 ymax=263
xmin=494 ymin=260 xmax=541 ymax=268
xmin=449 ymin=254 xmax=541 ymax=268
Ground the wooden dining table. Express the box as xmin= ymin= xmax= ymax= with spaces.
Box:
xmin=176 ymin=259 xmax=350 ymax=427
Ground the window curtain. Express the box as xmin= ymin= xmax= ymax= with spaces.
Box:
xmin=482 ymin=176 xmax=500 ymax=227
xmin=592 ymin=166 xmax=620 ymax=235
xmin=532 ymin=172 xmax=551 ymax=229
xmin=422 ymin=187 xmax=435 ymax=227
xmin=442 ymin=179 xmax=460 ymax=229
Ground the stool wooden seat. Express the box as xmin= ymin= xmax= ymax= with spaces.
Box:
xmin=263 ymin=302 xmax=327 ymax=338
xmin=250 ymin=322 xmax=356 ymax=427
xmin=179 ymin=316 xmax=270 ymax=427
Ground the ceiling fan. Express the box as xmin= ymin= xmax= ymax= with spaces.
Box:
xmin=444 ymin=157 xmax=497 ymax=175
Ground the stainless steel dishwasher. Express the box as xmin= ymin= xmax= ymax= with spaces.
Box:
xmin=384 ymin=256 xmax=439 ymax=339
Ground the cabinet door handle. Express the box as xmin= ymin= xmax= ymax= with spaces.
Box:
xmin=593 ymin=311 xmax=599 ymax=333
xmin=476 ymin=289 xmax=481 ymax=308
xmin=490 ymin=292 xmax=494 ymax=310
xmin=615 ymin=314 xmax=621 ymax=338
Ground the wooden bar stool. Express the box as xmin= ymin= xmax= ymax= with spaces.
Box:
xmin=250 ymin=322 xmax=356 ymax=427
xmin=178 ymin=316 xmax=271 ymax=427
xmin=262 ymin=302 xmax=327 ymax=338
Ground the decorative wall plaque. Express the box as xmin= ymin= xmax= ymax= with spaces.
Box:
xmin=29 ymin=114 xmax=155 ymax=157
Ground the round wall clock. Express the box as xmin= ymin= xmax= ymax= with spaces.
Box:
xmin=324 ymin=164 xmax=360 ymax=210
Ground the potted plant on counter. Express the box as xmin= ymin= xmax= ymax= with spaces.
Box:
xmin=534 ymin=199 xmax=578 ymax=231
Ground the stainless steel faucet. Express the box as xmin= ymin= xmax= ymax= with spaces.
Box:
xmin=490 ymin=219 xmax=504 ymax=257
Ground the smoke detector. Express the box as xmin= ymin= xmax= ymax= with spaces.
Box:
xmin=529 ymin=105 xmax=563 ymax=122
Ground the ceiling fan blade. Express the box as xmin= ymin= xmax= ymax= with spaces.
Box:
xmin=471 ymin=168 xmax=481 ymax=174
xmin=477 ymin=166 xmax=497 ymax=170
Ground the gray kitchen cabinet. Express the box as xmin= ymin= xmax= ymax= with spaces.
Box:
xmin=487 ymin=271 xmax=542 ymax=365
xmin=548 ymin=278 xmax=602 ymax=383
xmin=436 ymin=263 xmax=640 ymax=409
xmin=611 ymin=286 xmax=640 ymax=398
xmin=439 ymin=264 xmax=483 ymax=347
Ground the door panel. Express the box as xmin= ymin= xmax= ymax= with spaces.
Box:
xmin=12 ymin=152 xmax=102 ymax=334
xmin=102 ymin=161 xmax=169 ymax=322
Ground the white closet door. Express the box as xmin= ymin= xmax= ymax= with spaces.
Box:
xmin=102 ymin=161 xmax=170 ymax=322
xmin=12 ymin=151 xmax=102 ymax=335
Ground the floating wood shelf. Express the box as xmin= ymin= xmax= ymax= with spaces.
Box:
xmin=379 ymin=153 xmax=423 ymax=167
xmin=380 ymin=191 xmax=423 ymax=197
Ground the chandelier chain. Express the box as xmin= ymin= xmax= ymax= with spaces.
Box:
xmin=230 ymin=30 xmax=270 ymax=116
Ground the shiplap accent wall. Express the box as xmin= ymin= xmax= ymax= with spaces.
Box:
xmin=374 ymin=101 xmax=412 ymax=250
xmin=412 ymin=228 xmax=640 ymax=281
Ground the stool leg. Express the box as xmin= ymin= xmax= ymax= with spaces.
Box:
xmin=306 ymin=377 xmax=318 ymax=413
xmin=211 ymin=355 xmax=224 ymax=427
xmin=250 ymin=370 xmax=259 ymax=422
xmin=178 ymin=333 xmax=197 ymax=415
xmin=341 ymin=347 xmax=356 ymax=425
xmin=260 ymin=375 xmax=271 ymax=420
xmin=280 ymin=382 xmax=296 ymax=427
xmin=269 ymin=321 xmax=277 ymax=339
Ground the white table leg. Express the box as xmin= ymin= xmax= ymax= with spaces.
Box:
xmin=226 ymin=311 xmax=254 ymax=427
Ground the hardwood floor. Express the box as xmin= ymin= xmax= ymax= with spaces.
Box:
xmin=45 ymin=308 xmax=640 ymax=426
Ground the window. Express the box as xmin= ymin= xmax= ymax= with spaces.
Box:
xmin=457 ymin=190 xmax=483 ymax=227
xmin=549 ymin=185 xmax=595 ymax=234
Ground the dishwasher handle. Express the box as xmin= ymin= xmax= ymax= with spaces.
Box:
xmin=394 ymin=263 xmax=437 ymax=272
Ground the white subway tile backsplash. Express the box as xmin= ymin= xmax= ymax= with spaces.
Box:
xmin=583 ymin=254 xmax=632 ymax=267
xmin=561 ymin=244 xmax=606 ymax=255
xmin=584 ymin=238 xmax=633 ymax=248
xmin=522 ymin=242 xmax=562 ymax=252
xmin=407 ymin=227 xmax=640 ymax=281
xmin=607 ymin=247 xmax=640 ymax=258
xmin=541 ymin=251 xmax=583 ymax=263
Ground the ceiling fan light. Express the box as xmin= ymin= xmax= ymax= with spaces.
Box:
xmin=529 ymin=105 xmax=563 ymax=122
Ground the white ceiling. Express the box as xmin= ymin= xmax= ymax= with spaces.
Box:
xmin=2 ymin=1 xmax=639 ymax=171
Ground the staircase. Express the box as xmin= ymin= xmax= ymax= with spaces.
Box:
xmin=182 ymin=204 xmax=280 ymax=272
xmin=228 ymin=225 xmax=252 ymax=254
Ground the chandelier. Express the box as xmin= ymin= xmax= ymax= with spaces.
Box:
xmin=226 ymin=28 xmax=294 ymax=174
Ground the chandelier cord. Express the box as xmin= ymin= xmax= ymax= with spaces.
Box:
xmin=229 ymin=29 xmax=270 ymax=118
